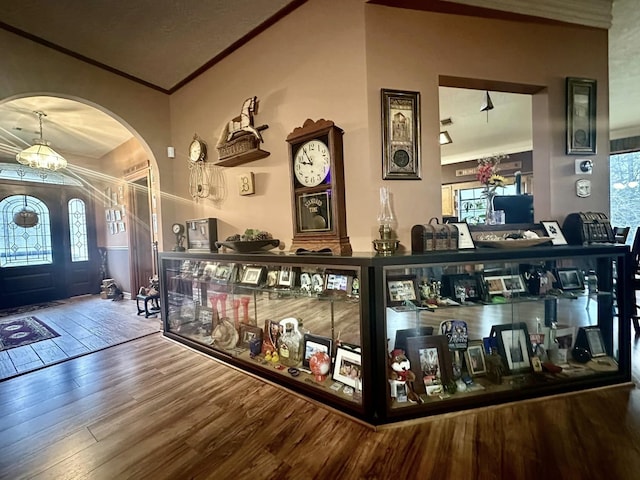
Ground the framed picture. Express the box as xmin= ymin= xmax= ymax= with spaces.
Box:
xmin=575 ymin=326 xmax=606 ymax=358
xmin=541 ymin=220 xmax=568 ymax=245
xmin=240 ymin=266 xmax=264 ymax=285
xmin=278 ymin=266 xmax=295 ymax=288
xmin=303 ymin=333 xmax=333 ymax=368
xmin=311 ymin=273 xmax=325 ymax=293
xmin=464 ymin=340 xmax=487 ymax=376
xmin=385 ymin=274 xmax=418 ymax=307
xmin=491 ymin=323 xmax=533 ymax=373
xmin=441 ymin=274 xmax=482 ymax=302
xmin=238 ymin=325 xmax=263 ymax=348
xmin=502 ymin=274 xmax=526 ymax=293
xmin=406 ymin=335 xmax=451 ymax=395
xmin=381 ymin=89 xmax=421 ymax=180
xmin=483 ymin=275 xmax=506 ymax=295
xmin=117 ymin=221 xmax=125 ymax=233
xmin=265 ymin=268 xmax=279 ymax=288
xmin=299 ymin=272 xmax=312 ymax=292
xmin=324 ymin=270 xmax=353 ymax=295
xmin=483 ymin=274 xmax=526 ymax=295
xmin=213 ymin=263 xmax=234 ymax=283
xmin=104 ymin=187 xmax=112 ymax=207
xmin=114 ymin=209 xmax=122 ymax=221
xmin=332 ymin=346 xmax=362 ymax=389
xmin=393 ymin=326 xmax=434 ymax=354
xmin=450 ymin=222 xmax=475 ymax=249
xmin=566 ymin=77 xmax=597 ymax=155
xmin=557 ymin=268 xmax=584 ymax=290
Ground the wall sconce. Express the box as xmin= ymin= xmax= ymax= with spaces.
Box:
xmin=439 ymin=131 xmax=452 ymax=145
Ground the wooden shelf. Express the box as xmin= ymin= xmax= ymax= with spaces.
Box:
xmin=215 ymin=148 xmax=270 ymax=167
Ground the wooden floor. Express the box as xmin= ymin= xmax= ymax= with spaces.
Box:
xmin=1 ymin=299 xmax=640 ymax=479
xmin=0 ymin=296 xmax=160 ymax=381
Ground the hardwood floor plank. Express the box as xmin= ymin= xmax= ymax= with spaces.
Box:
xmin=1 ymin=297 xmax=640 ymax=479
xmin=30 ymin=339 xmax=70 ymax=364
xmin=0 ymin=351 xmax=17 ymax=378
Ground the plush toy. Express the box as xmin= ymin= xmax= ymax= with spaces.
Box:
xmin=388 ymin=348 xmax=422 ymax=404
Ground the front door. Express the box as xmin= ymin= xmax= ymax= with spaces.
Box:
xmin=0 ymin=182 xmax=99 ymax=308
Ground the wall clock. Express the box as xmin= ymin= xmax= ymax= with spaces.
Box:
xmin=286 ymin=119 xmax=351 ymax=255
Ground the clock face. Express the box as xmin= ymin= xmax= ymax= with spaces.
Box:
xmin=172 ymin=223 xmax=184 ymax=234
xmin=294 ymin=139 xmax=331 ymax=187
xmin=189 ymin=139 xmax=206 ymax=162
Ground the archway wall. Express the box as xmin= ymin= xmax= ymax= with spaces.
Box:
xmin=0 ymin=28 xmax=171 ymax=251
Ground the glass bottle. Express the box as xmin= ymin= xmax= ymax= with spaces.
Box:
xmin=277 ymin=318 xmax=303 ymax=367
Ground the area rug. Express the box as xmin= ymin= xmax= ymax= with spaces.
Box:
xmin=0 ymin=300 xmax=64 ymax=318
xmin=0 ymin=316 xmax=60 ymax=351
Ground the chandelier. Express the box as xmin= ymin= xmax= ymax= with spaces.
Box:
xmin=16 ymin=111 xmax=68 ymax=171
xmin=13 ymin=195 xmax=39 ymax=228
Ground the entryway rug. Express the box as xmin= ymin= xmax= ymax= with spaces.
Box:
xmin=0 ymin=300 xmax=65 ymax=318
xmin=0 ymin=316 xmax=60 ymax=351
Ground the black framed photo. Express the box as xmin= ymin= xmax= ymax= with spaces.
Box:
xmin=381 ymin=89 xmax=421 ymax=180
xmin=441 ymin=274 xmax=482 ymax=302
xmin=393 ymin=326 xmax=434 ymax=354
xmin=240 ymin=266 xmax=265 ymax=285
xmin=464 ymin=340 xmax=487 ymax=376
xmin=575 ymin=326 xmax=606 ymax=358
xmin=541 ymin=220 xmax=568 ymax=245
xmin=311 ymin=273 xmax=325 ymax=293
xmin=386 ymin=274 xmax=418 ymax=307
xmin=490 ymin=323 xmax=533 ymax=374
xmin=557 ymin=268 xmax=584 ymax=290
xmin=186 ymin=217 xmax=218 ymax=252
xmin=213 ymin=263 xmax=234 ymax=283
xmin=303 ymin=333 xmax=333 ymax=368
xmin=332 ymin=346 xmax=362 ymax=389
xmin=238 ymin=325 xmax=263 ymax=348
xmin=406 ymin=335 xmax=451 ymax=396
xmin=566 ymin=77 xmax=597 ymax=155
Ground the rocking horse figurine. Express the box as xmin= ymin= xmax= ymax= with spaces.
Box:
xmin=216 ymin=96 xmax=270 ymax=164
xmin=226 ymin=96 xmax=269 ymax=143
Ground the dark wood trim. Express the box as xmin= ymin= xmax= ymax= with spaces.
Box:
xmin=0 ymin=21 xmax=170 ymax=95
xmin=367 ymin=0 xmax=605 ymax=30
xmin=167 ymin=0 xmax=308 ymax=94
xmin=439 ymin=75 xmax=545 ymax=95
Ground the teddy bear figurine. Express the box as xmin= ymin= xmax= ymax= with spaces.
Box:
xmin=388 ymin=348 xmax=423 ymax=404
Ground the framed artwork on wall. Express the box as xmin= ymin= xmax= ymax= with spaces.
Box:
xmin=381 ymin=89 xmax=421 ymax=180
xmin=566 ymin=77 xmax=597 ymax=154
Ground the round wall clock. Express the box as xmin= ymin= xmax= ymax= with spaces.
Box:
xmin=189 ymin=135 xmax=207 ymax=163
xmin=286 ymin=119 xmax=351 ymax=255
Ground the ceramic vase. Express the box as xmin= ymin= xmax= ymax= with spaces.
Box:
xmin=309 ymin=351 xmax=331 ymax=382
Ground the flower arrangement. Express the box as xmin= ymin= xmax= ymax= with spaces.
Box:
xmin=476 ymin=154 xmax=508 ymax=197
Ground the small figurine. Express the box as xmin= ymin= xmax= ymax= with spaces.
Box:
xmin=388 ymin=348 xmax=422 ymax=404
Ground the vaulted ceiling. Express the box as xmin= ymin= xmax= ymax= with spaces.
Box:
xmin=0 ymin=0 xmax=637 ymax=165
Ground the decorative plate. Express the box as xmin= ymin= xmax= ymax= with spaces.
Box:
xmin=474 ymin=237 xmax=552 ymax=249
xmin=215 ymin=239 xmax=280 ymax=253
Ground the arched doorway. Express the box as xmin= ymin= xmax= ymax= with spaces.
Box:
xmin=0 ymin=95 xmax=159 ymax=307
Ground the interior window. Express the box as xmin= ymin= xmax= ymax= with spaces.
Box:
xmin=0 ymin=195 xmax=53 ymax=268
xmin=610 ymin=151 xmax=640 ymax=243
xmin=458 ymin=184 xmax=516 ymax=224
xmin=68 ymin=198 xmax=89 ymax=262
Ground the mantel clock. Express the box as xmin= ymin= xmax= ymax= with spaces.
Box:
xmin=286 ymin=119 xmax=351 ymax=255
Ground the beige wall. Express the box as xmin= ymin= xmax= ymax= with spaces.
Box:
xmin=168 ymin=0 xmax=370 ymax=251
xmin=0 ymin=28 xmax=171 ymax=250
xmin=0 ymin=1 xmax=612 ymax=254
xmin=365 ymin=6 xmax=610 ymax=245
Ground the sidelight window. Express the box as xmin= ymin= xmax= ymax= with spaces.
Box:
xmin=68 ymin=198 xmax=89 ymax=262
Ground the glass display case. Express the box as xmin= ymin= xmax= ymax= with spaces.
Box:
xmin=373 ymin=244 xmax=631 ymax=423
xmin=158 ymin=252 xmax=371 ymax=421
xmin=159 ymin=243 xmax=631 ymax=426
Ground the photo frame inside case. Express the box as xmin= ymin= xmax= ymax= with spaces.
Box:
xmin=303 ymin=333 xmax=333 ymax=368
xmin=490 ymin=322 xmax=533 ymax=374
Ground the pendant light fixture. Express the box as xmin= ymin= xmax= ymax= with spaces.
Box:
xmin=16 ymin=111 xmax=68 ymax=171
xmin=480 ymin=91 xmax=494 ymax=122
xmin=13 ymin=195 xmax=39 ymax=228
